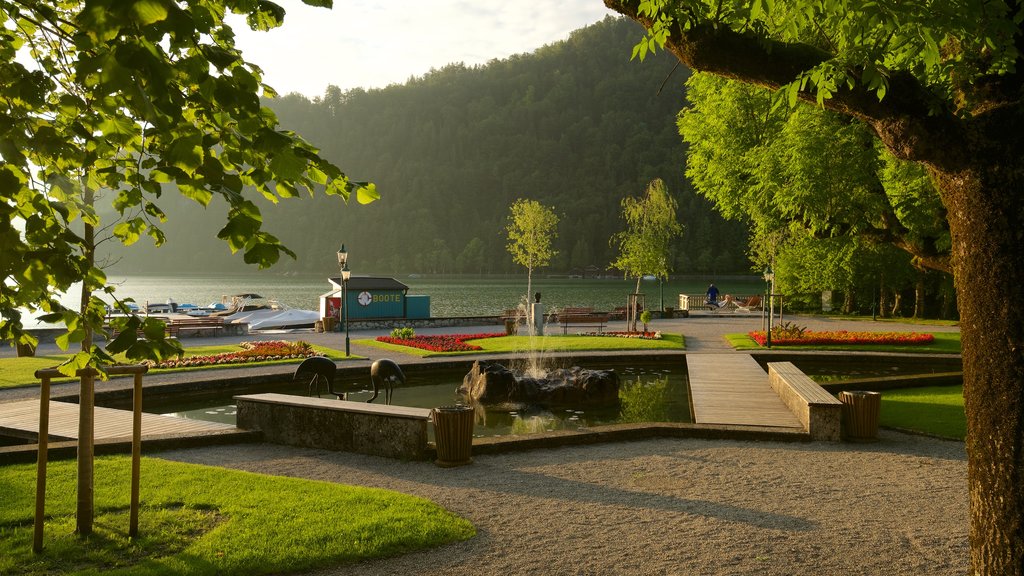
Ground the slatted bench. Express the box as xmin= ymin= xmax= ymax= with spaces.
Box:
xmin=168 ymin=318 xmax=226 ymax=337
xmin=559 ymin=307 xmax=610 ymax=334
xmin=767 ymin=362 xmax=843 ymax=441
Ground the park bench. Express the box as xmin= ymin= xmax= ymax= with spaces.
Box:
xmin=168 ymin=317 xmax=226 ymax=337
xmin=558 ymin=307 xmax=610 ymax=334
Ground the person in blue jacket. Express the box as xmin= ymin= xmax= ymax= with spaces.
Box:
xmin=706 ymin=283 xmax=721 ymax=308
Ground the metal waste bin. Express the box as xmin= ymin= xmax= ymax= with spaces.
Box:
xmin=432 ymin=405 xmax=474 ymax=467
xmin=840 ymin=390 xmax=881 ymax=441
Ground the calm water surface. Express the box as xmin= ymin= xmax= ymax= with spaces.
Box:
xmin=152 ymin=362 xmax=692 ymax=438
xmin=34 ymin=273 xmax=763 ymax=320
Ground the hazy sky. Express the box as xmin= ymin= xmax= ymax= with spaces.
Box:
xmin=231 ymin=0 xmax=616 ymax=98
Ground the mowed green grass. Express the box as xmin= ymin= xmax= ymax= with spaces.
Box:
xmin=880 ymin=385 xmax=966 ymax=440
xmin=0 ymin=456 xmax=474 ymax=575
xmin=725 ymin=332 xmax=961 ymax=353
xmin=355 ymin=333 xmax=685 ymax=358
xmin=0 ymin=344 xmax=353 ymax=389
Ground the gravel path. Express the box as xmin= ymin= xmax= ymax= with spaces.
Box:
xmin=159 ymin=430 xmax=968 ymax=576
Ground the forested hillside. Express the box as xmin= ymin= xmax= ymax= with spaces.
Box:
xmin=107 ymin=17 xmax=748 ymax=276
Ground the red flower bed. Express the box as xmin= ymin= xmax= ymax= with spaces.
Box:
xmin=376 ymin=332 xmax=505 ymax=352
xmin=146 ymin=340 xmax=317 ymax=369
xmin=580 ymin=331 xmax=662 ymax=340
xmin=748 ymin=330 xmax=935 ymax=347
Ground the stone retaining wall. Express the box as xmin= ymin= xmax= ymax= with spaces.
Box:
xmin=235 ymin=393 xmax=432 ymax=460
xmin=767 ymin=362 xmax=843 ymax=442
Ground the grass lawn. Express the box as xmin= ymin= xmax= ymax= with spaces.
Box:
xmin=0 ymin=344 xmax=356 ymax=390
xmin=355 ymin=333 xmax=686 ymax=358
xmin=0 ymin=456 xmax=474 ymax=575
xmin=724 ymin=331 xmax=961 ymax=354
xmin=880 ymin=385 xmax=966 ymax=440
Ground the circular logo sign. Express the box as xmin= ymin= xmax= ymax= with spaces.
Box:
xmin=357 ymin=291 xmax=372 ymax=306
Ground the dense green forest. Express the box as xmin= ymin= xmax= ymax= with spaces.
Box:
xmin=106 ymin=17 xmax=749 ymax=276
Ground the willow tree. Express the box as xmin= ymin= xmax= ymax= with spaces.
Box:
xmin=610 ymin=178 xmax=681 ymax=329
xmin=605 ymin=0 xmax=1023 ymax=572
xmin=506 ymin=198 xmax=559 ymax=303
xmin=0 ymin=0 xmax=375 ymax=536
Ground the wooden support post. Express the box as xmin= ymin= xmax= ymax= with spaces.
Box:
xmin=31 ymin=365 xmax=149 ymax=548
xmin=33 ymin=376 xmax=51 ymax=554
xmin=76 ymin=372 xmax=95 ymax=535
xmin=129 ymin=372 xmax=143 ymax=537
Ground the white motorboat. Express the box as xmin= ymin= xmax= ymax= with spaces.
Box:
xmin=246 ymin=308 xmax=321 ymax=331
xmin=215 ymin=293 xmax=319 ymax=330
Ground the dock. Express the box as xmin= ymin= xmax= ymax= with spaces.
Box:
xmin=687 ymin=354 xmax=802 ymax=428
xmin=0 ymin=400 xmax=237 ymax=442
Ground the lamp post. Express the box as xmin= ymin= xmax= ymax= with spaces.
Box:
xmin=337 ymin=245 xmax=351 ymax=357
xmin=763 ymin=265 xmax=774 ymax=349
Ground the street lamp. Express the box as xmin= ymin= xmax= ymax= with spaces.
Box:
xmin=763 ymin=265 xmax=774 ymax=349
xmin=337 ymin=245 xmax=351 ymax=357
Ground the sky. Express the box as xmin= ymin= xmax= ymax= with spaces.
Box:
xmin=230 ymin=0 xmax=616 ymax=98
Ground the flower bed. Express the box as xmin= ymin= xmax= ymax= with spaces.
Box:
xmin=748 ymin=330 xmax=935 ymax=347
xmin=578 ymin=331 xmax=662 ymax=340
xmin=375 ymin=332 xmax=506 ymax=352
xmin=145 ymin=340 xmax=318 ymax=369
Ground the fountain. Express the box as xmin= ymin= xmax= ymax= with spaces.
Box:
xmin=458 ymin=360 xmax=620 ymax=408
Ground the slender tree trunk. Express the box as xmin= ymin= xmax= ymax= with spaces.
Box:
xmin=77 ymin=187 xmax=96 ymax=536
xmin=938 ymin=162 xmax=1024 ymax=575
xmin=914 ymin=275 xmax=926 ymax=319
xmin=842 ymin=289 xmax=855 ymax=314
xmin=878 ymin=272 xmax=889 ymax=318
xmin=890 ymin=290 xmax=902 ymax=318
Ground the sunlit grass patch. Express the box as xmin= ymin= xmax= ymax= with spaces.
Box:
xmin=355 ymin=333 xmax=685 ymax=357
xmin=880 ymin=385 xmax=965 ymax=440
xmin=0 ymin=456 xmax=474 ymax=575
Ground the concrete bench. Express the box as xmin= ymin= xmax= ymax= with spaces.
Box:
xmin=767 ymin=362 xmax=843 ymax=442
xmin=235 ymin=393 xmax=433 ymax=460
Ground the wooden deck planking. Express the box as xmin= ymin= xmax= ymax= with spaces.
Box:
xmin=687 ymin=354 xmax=802 ymax=429
xmin=0 ymin=400 xmax=236 ymax=441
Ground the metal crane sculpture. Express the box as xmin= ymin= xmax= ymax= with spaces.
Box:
xmin=368 ymin=359 xmax=404 ymax=405
xmin=294 ymin=356 xmax=342 ymax=399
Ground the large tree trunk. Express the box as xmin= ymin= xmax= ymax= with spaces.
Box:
xmin=937 ymin=161 xmax=1024 ymax=574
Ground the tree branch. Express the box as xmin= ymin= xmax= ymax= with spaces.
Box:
xmin=605 ymin=0 xmax=968 ymax=168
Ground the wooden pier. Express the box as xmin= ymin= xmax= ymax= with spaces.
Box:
xmin=0 ymin=400 xmax=237 ymax=442
xmin=687 ymin=354 xmax=802 ymax=428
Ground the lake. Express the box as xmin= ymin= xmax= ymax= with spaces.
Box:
xmin=33 ymin=273 xmax=764 ymax=320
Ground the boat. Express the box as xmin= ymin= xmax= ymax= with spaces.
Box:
xmin=247 ymin=308 xmax=321 ymax=331
xmin=214 ymin=293 xmax=319 ymax=330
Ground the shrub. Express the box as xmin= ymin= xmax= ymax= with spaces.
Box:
xmin=390 ymin=326 xmax=415 ymax=339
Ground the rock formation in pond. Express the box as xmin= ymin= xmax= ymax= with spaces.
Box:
xmin=458 ymin=360 xmax=620 ymax=407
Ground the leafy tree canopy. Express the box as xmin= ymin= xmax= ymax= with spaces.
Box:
xmin=0 ymin=0 xmax=374 ymax=361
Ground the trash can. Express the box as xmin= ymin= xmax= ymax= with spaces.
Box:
xmin=504 ymin=319 xmax=518 ymax=336
xmin=840 ymin=390 xmax=881 ymax=441
xmin=16 ymin=341 xmax=36 ymax=357
xmin=432 ymin=405 xmax=474 ymax=467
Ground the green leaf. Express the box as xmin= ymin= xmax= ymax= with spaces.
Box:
xmin=268 ymin=148 xmax=307 ymax=180
xmin=132 ymin=0 xmax=170 ymax=25
xmin=247 ymin=1 xmax=286 ymax=31
xmin=356 ymin=182 xmax=380 ymax=204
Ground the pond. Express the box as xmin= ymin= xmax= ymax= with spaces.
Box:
xmin=149 ymin=361 xmax=693 ymax=438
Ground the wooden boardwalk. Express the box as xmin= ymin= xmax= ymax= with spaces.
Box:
xmin=687 ymin=354 xmax=802 ymax=429
xmin=0 ymin=400 xmax=237 ymax=442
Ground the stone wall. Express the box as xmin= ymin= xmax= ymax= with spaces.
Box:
xmin=236 ymin=393 xmax=432 ymax=460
